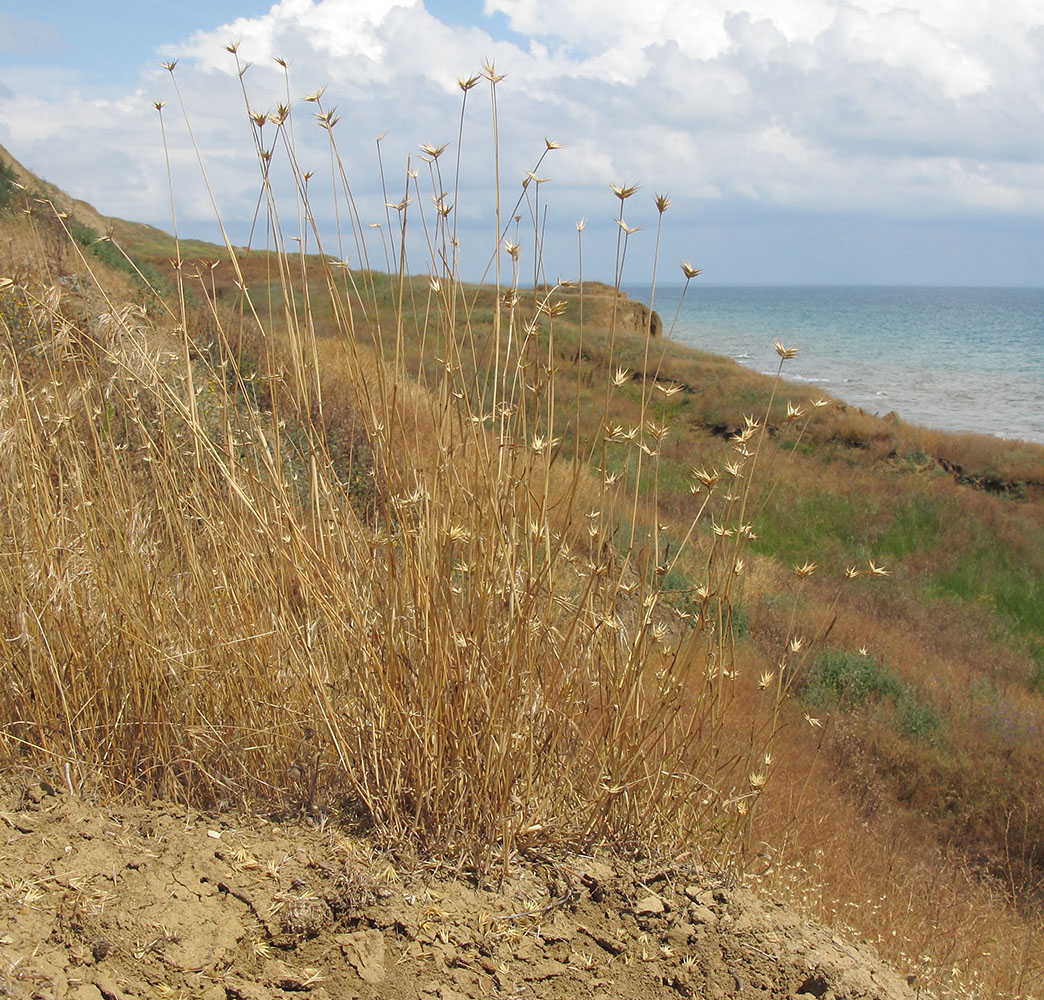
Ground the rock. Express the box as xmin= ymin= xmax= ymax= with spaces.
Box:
xmin=337 ymin=929 xmax=386 ymax=984
xmin=688 ymin=904 xmax=718 ymax=927
xmin=264 ymin=959 xmax=321 ymax=991
xmin=223 ymin=977 xmax=273 ymax=1000
xmin=635 ymin=894 xmax=665 ymax=915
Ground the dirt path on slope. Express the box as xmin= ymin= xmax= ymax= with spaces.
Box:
xmin=0 ymin=775 xmax=915 ymax=1000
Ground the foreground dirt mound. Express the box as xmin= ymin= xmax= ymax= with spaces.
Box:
xmin=1 ymin=778 xmax=914 ymax=1000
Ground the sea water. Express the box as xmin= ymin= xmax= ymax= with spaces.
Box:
xmin=624 ymin=285 xmax=1044 ymax=445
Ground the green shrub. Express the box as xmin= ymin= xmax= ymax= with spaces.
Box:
xmin=0 ymin=159 xmax=16 ymax=212
xmin=802 ymin=647 xmax=944 ymax=745
xmin=802 ymin=648 xmax=903 ymax=708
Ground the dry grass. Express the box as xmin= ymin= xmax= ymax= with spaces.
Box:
xmin=0 ymin=64 xmax=812 ymax=877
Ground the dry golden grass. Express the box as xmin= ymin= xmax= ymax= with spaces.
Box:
xmin=0 ymin=65 xmax=815 ymax=878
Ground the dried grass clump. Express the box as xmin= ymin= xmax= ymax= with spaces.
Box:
xmin=0 ymin=60 xmax=825 ymax=874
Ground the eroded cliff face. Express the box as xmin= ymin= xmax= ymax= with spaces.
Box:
xmin=554 ymin=283 xmax=663 ymax=338
xmin=1 ymin=777 xmax=915 ymax=1000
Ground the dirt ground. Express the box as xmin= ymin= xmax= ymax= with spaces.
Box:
xmin=1 ymin=773 xmax=916 ymax=1000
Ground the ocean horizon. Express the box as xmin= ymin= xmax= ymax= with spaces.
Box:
xmin=622 ymin=283 xmax=1044 ymax=446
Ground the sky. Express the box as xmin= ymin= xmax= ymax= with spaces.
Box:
xmin=0 ymin=0 xmax=1042 ymax=285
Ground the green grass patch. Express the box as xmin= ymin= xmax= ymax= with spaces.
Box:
xmin=873 ymin=492 xmax=945 ymax=559
xmin=933 ymin=539 xmax=1044 ymax=642
xmin=752 ymin=489 xmax=861 ymax=565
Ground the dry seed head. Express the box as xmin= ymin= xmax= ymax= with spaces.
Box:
xmin=576 ymin=218 xmax=586 ymax=232
xmin=616 ymin=219 xmax=641 ymax=235
xmin=274 ymin=55 xmax=289 ymax=68
xmin=655 ymin=192 xmax=670 ymax=214
xmin=786 ymin=400 xmax=805 ymax=421
xmin=419 ymin=142 xmax=447 ymax=159
xmin=646 ymin=420 xmax=669 ymax=443
xmin=804 ymin=712 xmax=823 ymax=728
xmin=539 ymin=299 xmax=568 ymax=318
xmin=610 ymin=182 xmax=640 ymax=201
xmin=303 ymin=88 xmax=326 ymax=103
xmin=868 ymin=559 xmax=890 ymax=577
xmin=447 ymin=523 xmax=470 ymax=543
xmin=789 ymin=636 xmax=804 ymax=652
xmin=224 ymin=42 xmax=239 ymax=54
xmin=152 ymin=100 xmax=166 ymax=111
xmin=692 ymin=466 xmax=719 ymax=489
xmin=680 ymin=261 xmax=703 ymax=279
xmin=457 ymin=73 xmax=481 ymax=91
xmin=793 ymin=561 xmax=817 ymax=578
xmin=758 ymin=670 xmax=775 ymax=690
xmin=481 ymin=60 xmax=506 ymax=83
xmin=545 ymin=137 xmax=563 ymax=150
xmin=774 ymin=341 xmax=799 ymax=360
xmin=655 ymin=381 xmax=682 ymax=396
xmin=612 ymin=367 xmax=629 ymax=387
xmin=859 ymin=646 xmax=869 ymax=656
xmin=845 ymin=565 xmax=860 ymax=579
xmin=162 ymin=60 xmax=178 ymax=72
xmin=749 ymin=772 xmax=767 ymax=789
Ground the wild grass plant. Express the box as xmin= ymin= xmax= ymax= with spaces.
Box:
xmin=0 ymin=58 xmax=845 ymax=876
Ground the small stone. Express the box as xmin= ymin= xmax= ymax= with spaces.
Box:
xmin=688 ymin=905 xmax=718 ymax=927
xmin=337 ymin=929 xmax=386 ymax=984
xmin=635 ymin=894 xmax=665 ymax=915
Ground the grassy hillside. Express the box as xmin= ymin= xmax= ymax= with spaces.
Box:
xmin=2 ymin=91 xmax=1043 ymax=1000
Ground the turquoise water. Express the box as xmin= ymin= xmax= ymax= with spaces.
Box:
xmin=624 ymin=285 xmax=1044 ymax=445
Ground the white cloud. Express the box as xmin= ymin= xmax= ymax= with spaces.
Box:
xmin=0 ymin=0 xmax=1042 ymax=282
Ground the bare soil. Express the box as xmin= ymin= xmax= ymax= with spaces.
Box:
xmin=1 ymin=774 xmax=915 ymax=1000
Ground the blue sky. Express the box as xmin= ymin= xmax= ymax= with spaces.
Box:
xmin=1 ymin=0 xmax=1042 ymax=285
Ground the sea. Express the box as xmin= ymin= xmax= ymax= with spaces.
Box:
xmin=623 ymin=285 xmax=1044 ymax=446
